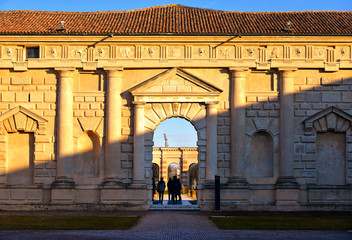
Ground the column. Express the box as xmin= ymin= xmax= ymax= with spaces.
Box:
xmin=53 ymin=67 xmax=75 ymax=186
xmin=133 ymin=102 xmax=145 ymax=184
xmin=278 ymin=68 xmax=297 ymax=185
xmin=229 ymin=67 xmax=248 ymax=184
xmin=103 ymin=67 xmax=123 ymax=185
xmin=205 ymin=102 xmax=218 ymax=182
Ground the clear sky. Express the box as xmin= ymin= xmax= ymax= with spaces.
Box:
xmin=0 ymin=0 xmax=351 ymax=12
xmin=1 ymin=0 xmax=350 ymax=147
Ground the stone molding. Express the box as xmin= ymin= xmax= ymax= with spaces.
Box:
xmin=304 ymin=106 xmax=352 ymax=135
xmin=0 ymin=106 xmax=48 ymax=135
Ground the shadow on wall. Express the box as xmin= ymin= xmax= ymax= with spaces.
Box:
xmin=0 ymin=72 xmax=351 ymax=204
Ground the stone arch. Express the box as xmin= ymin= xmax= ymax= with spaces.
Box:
xmin=0 ymin=106 xmax=48 ymax=185
xmin=249 ymin=131 xmax=274 ymax=178
xmin=304 ymin=107 xmax=352 ymax=185
xmin=73 ymin=131 xmax=101 ymax=184
xmin=245 ymin=118 xmax=279 ymax=184
xmin=144 ymin=105 xmax=206 ymax=185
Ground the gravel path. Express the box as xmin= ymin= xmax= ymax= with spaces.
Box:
xmin=0 ymin=211 xmax=351 ymax=240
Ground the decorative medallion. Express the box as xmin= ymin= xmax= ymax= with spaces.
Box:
xmin=6 ymin=48 xmax=13 ymax=57
xmin=294 ymin=48 xmax=302 ymax=57
xmin=169 ymin=47 xmax=181 ymax=58
xmin=247 ymin=48 xmax=255 ymax=57
xmin=219 ymin=48 xmax=230 ymax=58
xmin=49 ymin=47 xmax=57 ymax=57
xmin=197 ymin=48 xmax=205 ymax=57
xmin=97 ymin=48 xmax=105 ymax=57
xmin=340 ymin=48 xmax=346 ymax=56
xmin=147 ymin=48 xmax=154 ymax=57
xmin=270 ymin=47 xmax=279 ymax=58
xmin=120 ymin=47 xmax=133 ymax=58
xmin=315 ymin=48 xmax=325 ymax=57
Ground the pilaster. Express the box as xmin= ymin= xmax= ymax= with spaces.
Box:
xmin=205 ymin=102 xmax=218 ymax=182
xmin=133 ymin=102 xmax=146 ymax=184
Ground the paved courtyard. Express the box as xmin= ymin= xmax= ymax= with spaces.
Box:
xmin=1 ymin=211 xmax=351 ymax=240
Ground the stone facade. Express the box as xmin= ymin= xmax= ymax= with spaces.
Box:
xmin=0 ymin=6 xmax=352 ymax=211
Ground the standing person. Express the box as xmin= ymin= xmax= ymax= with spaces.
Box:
xmin=176 ymin=177 xmax=182 ymax=204
xmin=167 ymin=178 xmax=172 ymax=203
xmin=152 ymin=178 xmax=156 ymax=201
xmin=157 ymin=177 xmax=166 ymax=204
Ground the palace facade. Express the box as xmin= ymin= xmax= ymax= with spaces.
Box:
xmin=0 ymin=5 xmax=352 ymax=210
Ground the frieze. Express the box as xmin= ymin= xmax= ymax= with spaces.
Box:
xmin=168 ymin=46 xmax=183 ymax=58
xmin=119 ymin=46 xmax=134 ymax=58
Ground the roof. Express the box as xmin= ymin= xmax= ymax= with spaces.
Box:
xmin=1 ymin=4 xmax=352 ymax=36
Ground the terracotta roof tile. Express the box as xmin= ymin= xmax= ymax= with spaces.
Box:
xmin=0 ymin=4 xmax=351 ymax=36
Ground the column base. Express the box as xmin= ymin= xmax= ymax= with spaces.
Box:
xmin=228 ymin=177 xmax=248 ymax=186
xmin=101 ymin=177 xmax=123 ymax=186
xmin=52 ymin=176 xmax=75 ymax=188
xmin=276 ymin=176 xmax=298 ymax=187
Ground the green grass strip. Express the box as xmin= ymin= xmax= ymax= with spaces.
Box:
xmin=210 ymin=216 xmax=352 ymax=230
xmin=0 ymin=216 xmax=140 ymax=230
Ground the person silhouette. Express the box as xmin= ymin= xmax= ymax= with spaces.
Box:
xmin=167 ymin=177 xmax=172 ymax=202
xmin=156 ymin=177 xmax=166 ymax=204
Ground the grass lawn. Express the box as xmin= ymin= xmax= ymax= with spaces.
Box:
xmin=210 ymin=216 xmax=352 ymax=230
xmin=0 ymin=216 xmax=140 ymax=230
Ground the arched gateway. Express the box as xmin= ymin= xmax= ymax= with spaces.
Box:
xmin=130 ymin=68 xmax=222 ymax=208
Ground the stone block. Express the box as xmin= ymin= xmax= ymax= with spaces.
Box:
xmin=218 ymin=144 xmax=230 ymax=153
xmin=74 ymin=96 xmax=84 ymax=102
xmin=2 ymin=92 xmax=15 ymax=102
xmin=23 ymin=86 xmax=36 ymax=91
xmin=30 ymin=92 xmax=43 ymax=102
xmin=44 ymin=111 xmax=55 ymax=117
xmin=294 ymin=110 xmax=305 ymax=117
xmin=75 ymin=190 xmax=100 ymax=204
xmin=90 ymin=103 xmax=100 ymax=110
xmin=122 ymin=143 xmax=132 ymax=152
xmin=0 ymin=189 xmax=10 ymax=200
xmin=84 ymin=111 xmax=94 ymax=117
xmin=301 ymin=136 xmax=316 ymax=143
xmin=294 ymin=77 xmax=306 ymax=85
xmin=342 ymin=93 xmax=352 ymax=103
xmin=15 ymin=92 xmax=28 ymax=102
xmin=246 ymin=111 xmax=256 ymax=117
xmin=9 ymin=86 xmax=22 ymax=91
xmin=217 ymin=126 xmax=230 ymax=135
xmin=85 ymin=96 xmax=95 ymax=102
xmin=269 ymin=111 xmax=279 ymax=117
xmin=302 ymin=154 xmax=316 ymax=162
xmin=37 ymin=86 xmax=50 ymax=91
xmin=79 ymin=103 xmax=89 ymax=110
xmin=306 ymin=92 xmax=320 ymax=102
xmin=27 ymin=189 xmax=42 ymax=200
xmin=276 ymin=189 xmax=299 ymax=203
xmin=301 ymin=170 xmax=315 ymax=178
xmin=321 ymin=77 xmax=341 ymax=86
xmin=74 ymin=111 xmax=84 ymax=117
xmin=305 ymin=162 xmax=316 ymax=169
xmin=312 ymin=103 xmax=326 ymax=109
xmin=246 ymin=96 xmax=256 ymax=102
xmin=306 ymin=110 xmax=318 ymax=117
xmin=258 ymin=111 xmax=268 ymax=117
xmin=11 ymin=189 xmax=27 ymax=200
xmin=322 ymin=92 xmax=341 ymax=103
xmin=44 ymin=92 xmax=56 ymax=102
xmin=32 ymin=77 xmax=43 ymax=85
xmin=295 ymin=92 xmax=305 ymax=102
xmin=44 ymin=78 xmax=57 ymax=85
xmin=36 ymin=103 xmax=50 ymax=110
xmin=51 ymin=189 xmax=75 ymax=202
xmin=252 ymin=104 xmax=262 ymax=110
xmin=96 ymin=96 xmax=105 ymax=102
xmin=314 ymin=86 xmax=331 ymax=91
xmin=333 ymin=86 xmax=349 ymax=91
xmin=11 ymin=77 xmax=31 ymax=85
xmin=306 ymin=77 xmax=320 ymax=85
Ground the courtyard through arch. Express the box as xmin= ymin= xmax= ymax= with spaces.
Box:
xmin=151 ymin=117 xmax=199 ymax=208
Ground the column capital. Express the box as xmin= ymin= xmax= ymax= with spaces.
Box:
xmin=229 ymin=67 xmax=249 ymax=72
xmin=103 ymin=66 xmax=124 ymax=71
xmin=205 ymin=101 xmax=219 ymax=106
xmin=278 ymin=67 xmax=298 ymax=72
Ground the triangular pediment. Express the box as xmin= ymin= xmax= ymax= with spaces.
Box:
xmin=304 ymin=107 xmax=352 ymax=134
xmin=130 ymin=68 xmax=222 ymax=103
xmin=0 ymin=106 xmax=48 ymax=134
xmin=130 ymin=68 xmax=222 ymax=94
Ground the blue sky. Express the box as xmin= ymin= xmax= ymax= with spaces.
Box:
xmin=1 ymin=0 xmax=350 ymax=147
xmin=0 ymin=0 xmax=351 ymax=11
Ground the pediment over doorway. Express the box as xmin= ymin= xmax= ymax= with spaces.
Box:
xmin=0 ymin=106 xmax=48 ymax=135
xmin=304 ymin=106 xmax=352 ymax=134
xmin=130 ymin=68 xmax=222 ymax=103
